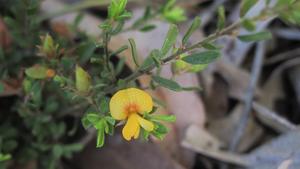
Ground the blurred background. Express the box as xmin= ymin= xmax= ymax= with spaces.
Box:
xmin=0 ymin=0 xmax=300 ymax=169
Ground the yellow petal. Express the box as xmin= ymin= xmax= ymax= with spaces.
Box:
xmin=109 ymin=88 xmax=153 ymax=120
xmin=122 ymin=114 xmax=139 ymax=141
xmin=109 ymin=89 xmax=131 ymax=120
xmin=125 ymin=88 xmax=153 ymax=114
xmin=137 ymin=115 xmax=154 ymax=132
xmin=134 ymin=124 xmax=140 ymax=139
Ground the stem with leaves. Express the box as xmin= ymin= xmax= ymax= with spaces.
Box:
xmin=102 ymin=20 xmax=242 ymax=94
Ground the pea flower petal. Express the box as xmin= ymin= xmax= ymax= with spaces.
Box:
xmin=122 ymin=114 xmax=139 ymax=141
xmin=109 ymin=88 xmax=154 ymax=141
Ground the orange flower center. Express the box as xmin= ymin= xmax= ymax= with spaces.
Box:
xmin=125 ymin=104 xmax=139 ymax=115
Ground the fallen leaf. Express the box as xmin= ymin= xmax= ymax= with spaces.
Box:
xmin=0 ymin=17 xmax=12 ymax=49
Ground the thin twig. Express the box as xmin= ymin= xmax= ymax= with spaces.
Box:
xmin=221 ymin=42 xmax=266 ymax=169
xmin=229 ymin=41 xmax=266 ymax=151
xmin=253 ymin=102 xmax=297 ymax=133
xmin=264 ymin=48 xmax=300 ymax=65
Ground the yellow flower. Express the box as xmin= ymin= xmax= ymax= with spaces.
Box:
xmin=109 ymin=88 xmax=154 ymax=141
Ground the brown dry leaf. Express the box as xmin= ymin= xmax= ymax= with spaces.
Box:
xmin=207 ymin=104 xmax=264 ymax=152
xmin=51 ymin=22 xmax=73 ymax=39
xmin=202 ymin=59 xmax=260 ymax=101
xmin=182 ymin=125 xmax=248 ymax=167
xmin=0 ymin=17 xmax=12 ymax=49
xmin=259 ymin=58 xmax=300 ymax=110
xmin=0 ymin=80 xmax=22 ymax=97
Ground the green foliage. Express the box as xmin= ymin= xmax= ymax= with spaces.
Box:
xmin=25 ymin=65 xmax=48 ymax=79
xmin=182 ymin=17 xmax=201 ymax=45
xmin=75 ymin=65 xmax=91 ymax=94
xmin=108 ymin=0 xmax=131 ymax=21
xmin=240 ymin=0 xmax=258 ymax=17
xmin=238 ymin=31 xmax=272 ymax=42
xmin=162 ymin=0 xmax=187 ymax=23
xmin=275 ymin=0 xmax=300 ymax=25
xmin=128 ymin=38 xmax=139 ymax=67
xmin=0 ymin=83 xmax=4 ymax=93
xmin=0 ymin=153 xmax=11 ymax=162
xmin=217 ymin=6 xmax=226 ymax=31
xmin=242 ymin=19 xmax=256 ymax=31
xmin=182 ymin=50 xmax=221 ymax=65
xmin=161 ymin=24 xmax=179 ymax=57
xmin=152 ymin=75 xmax=182 ymax=91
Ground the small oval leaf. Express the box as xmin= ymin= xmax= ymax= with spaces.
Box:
xmin=139 ymin=24 xmax=156 ymax=32
xmin=238 ymin=31 xmax=272 ymax=42
xmin=182 ymin=50 xmax=220 ymax=65
xmin=128 ymin=38 xmax=139 ymax=67
xmin=25 ymin=65 xmax=48 ymax=79
xmin=182 ymin=16 xmax=201 ymax=45
xmin=152 ymin=75 xmax=181 ymax=91
xmin=217 ymin=6 xmax=225 ymax=31
xmin=161 ymin=24 xmax=179 ymax=57
xmin=75 ymin=65 xmax=91 ymax=93
xmin=240 ymin=0 xmax=258 ymax=17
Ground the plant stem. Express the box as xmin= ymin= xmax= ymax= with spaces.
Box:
xmin=103 ymin=20 xmax=242 ymax=94
xmin=103 ymin=32 xmax=116 ymax=81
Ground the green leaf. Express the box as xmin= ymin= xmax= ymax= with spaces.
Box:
xmin=86 ymin=113 xmax=101 ymax=125
xmin=182 ymin=50 xmax=220 ymax=65
xmin=96 ymin=127 xmax=105 ymax=148
xmin=111 ymin=21 xmax=125 ymax=34
xmin=142 ymin=130 xmax=150 ymax=141
xmin=105 ymin=116 xmax=115 ymax=125
xmin=75 ymin=65 xmax=91 ymax=93
xmin=152 ymin=75 xmax=182 ymax=91
xmin=108 ymin=0 xmax=128 ymax=20
xmin=110 ymin=45 xmax=128 ymax=57
xmin=240 ymin=0 xmax=258 ymax=17
xmin=181 ymin=86 xmax=202 ymax=91
xmin=182 ymin=16 xmax=201 ymax=45
xmin=81 ymin=116 xmax=92 ymax=129
xmin=116 ymin=11 xmax=132 ymax=20
xmin=140 ymin=49 xmax=160 ymax=70
xmin=139 ymin=24 xmax=156 ymax=32
xmin=202 ymin=42 xmax=220 ymax=50
xmin=128 ymin=38 xmax=139 ymax=67
xmin=238 ymin=31 xmax=272 ymax=42
xmin=242 ymin=19 xmax=256 ymax=31
xmin=100 ymin=97 xmax=110 ymax=114
xmin=154 ymin=122 xmax=169 ymax=134
xmin=0 ymin=83 xmax=4 ymax=93
xmin=217 ymin=6 xmax=225 ymax=31
xmin=115 ymin=57 xmax=125 ymax=75
xmin=0 ymin=153 xmax=11 ymax=162
xmin=163 ymin=0 xmax=187 ymax=23
xmin=161 ymin=24 xmax=179 ymax=57
xmin=140 ymin=56 xmax=154 ymax=70
xmin=53 ymin=144 xmax=63 ymax=159
xmin=150 ymin=114 xmax=176 ymax=122
xmin=25 ymin=65 xmax=48 ymax=79
xmin=150 ymin=53 xmax=161 ymax=68
xmin=63 ymin=143 xmax=83 ymax=153
xmin=152 ymin=122 xmax=168 ymax=140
